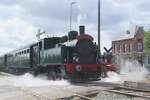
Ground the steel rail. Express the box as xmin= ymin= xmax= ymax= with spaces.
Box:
xmin=106 ymin=86 xmax=150 ymax=99
xmin=51 ymin=86 xmax=96 ymax=100
xmin=106 ymin=89 xmax=150 ymax=99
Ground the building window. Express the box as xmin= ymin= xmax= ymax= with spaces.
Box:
xmin=120 ymin=45 xmax=122 ymax=52
xmin=117 ymin=45 xmax=119 ymax=53
xmin=128 ymin=43 xmax=130 ymax=52
xmin=137 ymin=42 xmax=143 ymax=52
xmin=130 ymin=43 xmax=132 ymax=52
xmin=125 ymin=44 xmax=128 ymax=52
xmin=122 ymin=43 xmax=125 ymax=52
xmin=113 ymin=44 xmax=115 ymax=53
xmin=148 ymin=57 xmax=150 ymax=64
xmin=115 ymin=45 xmax=118 ymax=53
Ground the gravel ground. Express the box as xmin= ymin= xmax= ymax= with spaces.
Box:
xmin=94 ymin=91 xmax=149 ymax=100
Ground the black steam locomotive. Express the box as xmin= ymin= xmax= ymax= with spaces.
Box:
xmin=0 ymin=26 xmax=115 ymax=82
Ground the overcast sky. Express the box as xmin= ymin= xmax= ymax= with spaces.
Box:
xmin=0 ymin=0 xmax=150 ymax=55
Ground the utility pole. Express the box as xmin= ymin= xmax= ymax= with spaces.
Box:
xmin=36 ymin=29 xmax=45 ymax=41
xmin=36 ymin=29 xmax=45 ymax=64
xmin=98 ymin=0 xmax=101 ymax=54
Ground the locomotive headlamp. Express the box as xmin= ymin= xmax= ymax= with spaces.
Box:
xmin=73 ymin=56 xmax=79 ymax=62
xmin=75 ymin=65 xmax=82 ymax=71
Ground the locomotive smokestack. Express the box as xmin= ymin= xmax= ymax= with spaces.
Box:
xmin=79 ymin=25 xmax=85 ymax=35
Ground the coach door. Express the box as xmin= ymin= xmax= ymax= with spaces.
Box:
xmin=30 ymin=45 xmax=39 ymax=67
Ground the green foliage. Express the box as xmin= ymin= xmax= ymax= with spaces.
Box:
xmin=144 ymin=30 xmax=150 ymax=53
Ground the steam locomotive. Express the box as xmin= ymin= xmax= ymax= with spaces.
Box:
xmin=0 ymin=26 xmax=115 ymax=82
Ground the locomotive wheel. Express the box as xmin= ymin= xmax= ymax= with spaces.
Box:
xmin=55 ymin=72 xmax=63 ymax=80
xmin=33 ymin=70 xmax=39 ymax=77
xmin=52 ymin=72 xmax=56 ymax=80
xmin=47 ymin=72 xmax=53 ymax=80
xmin=47 ymin=71 xmax=62 ymax=80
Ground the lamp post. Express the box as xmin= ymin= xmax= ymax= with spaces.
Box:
xmin=70 ymin=2 xmax=76 ymax=31
xmin=98 ymin=0 xmax=101 ymax=54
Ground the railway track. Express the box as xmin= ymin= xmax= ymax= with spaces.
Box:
xmin=73 ymin=81 xmax=150 ymax=99
xmin=20 ymin=86 xmax=100 ymax=100
xmin=55 ymin=86 xmax=99 ymax=100
xmin=1 ymin=72 xmax=150 ymax=100
xmin=106 ymin=87 xmax=150 ymax=99
xmin=105 ymin=81 xmax=150 ymax=99
xmin=60 ymin=81 xmax=121 ymax=100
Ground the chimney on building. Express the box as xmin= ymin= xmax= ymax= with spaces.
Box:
xmin=126 ymin=30 xmax=130 ymax=34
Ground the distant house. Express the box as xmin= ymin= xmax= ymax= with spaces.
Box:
xmin=112 ymin=26 xmax=144 ymax=54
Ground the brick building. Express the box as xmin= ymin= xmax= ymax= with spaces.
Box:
xmin=112 ymin=26 xmax=144 ymax=54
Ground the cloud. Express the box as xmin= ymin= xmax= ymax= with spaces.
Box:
xmin=99 ymin=0 xmax=150 ymax=52
xmin=0 ymin=17 xmax=37 ymax=55
xmin=0 ymin=0 xmax=150 ymax=55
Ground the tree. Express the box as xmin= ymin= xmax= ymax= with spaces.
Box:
xmin=144 ymin=29 xmax=150 ymax=53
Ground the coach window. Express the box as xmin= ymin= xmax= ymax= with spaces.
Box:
xmin=24 ymin=50 xmax=26 ymax=54
xmin=27 ymin=49 xmax=29 ymax=53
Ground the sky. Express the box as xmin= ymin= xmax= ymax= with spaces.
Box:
xmin=0 ymin=0 xmax=150 ymax=55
